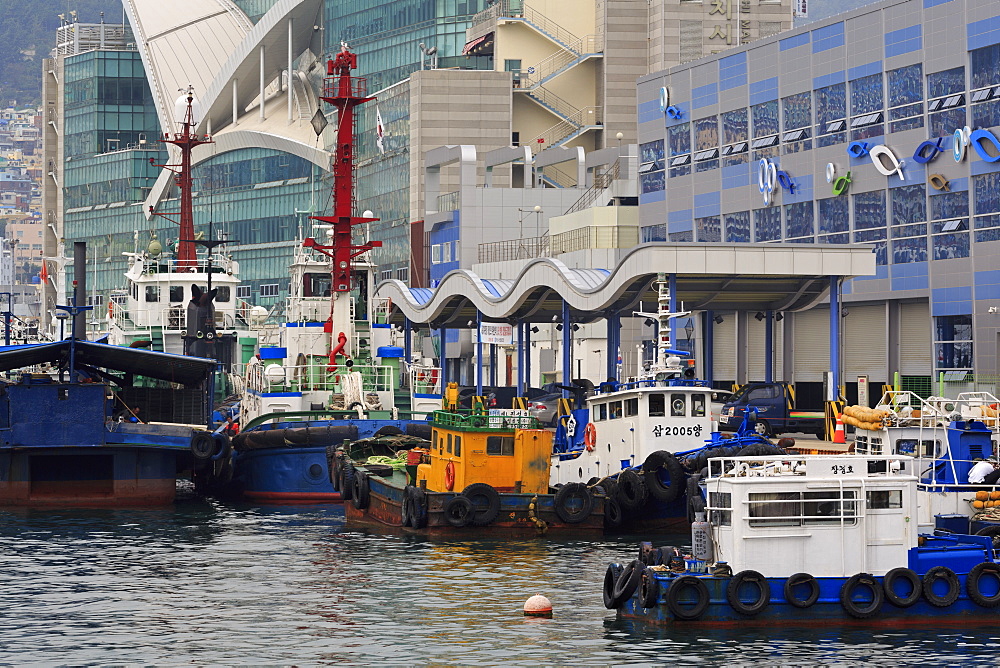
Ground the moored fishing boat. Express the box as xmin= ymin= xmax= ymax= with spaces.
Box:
xmin=606 ymin=452 xmax=1000 ymax=626
xmin=340 ymin=407 xmax=606 ymax=535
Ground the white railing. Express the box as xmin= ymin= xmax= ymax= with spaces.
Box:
xmin=246 ymin=359 xmax=395 ymax=395
xmin=409 ymin=363 xmax=442 ymax=395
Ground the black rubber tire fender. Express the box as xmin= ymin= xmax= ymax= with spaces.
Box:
xmin=612 ymin=559 xmax=644 ymax=605
xmin=339 ymin=462 xmax=355 ymax=501
xmin=401 ymin=486 xmax=414 ymax=527
xmin=840 ymin=573 xmax=884 ymax=619
xmin=330 ymin=451 xmax=342 ymax=489
xmin=737 ymin=443 xmax=786 ymax=457
xmin=967 ymin=562 xmax=1000 ymax=608
xmin=882 ymin=567 xmax=922 ymax=608
xmin=603 ymin=563 xmax=624 ymax=609
xmin=190 ymin=432 xmax=217 ymax=461
xmin=603 ymin=497 xmax=623 ymax=529
xmin=665 ymin=575 xmax=710 ymax=621
xmin=639 ymin=567 xmax=660 ymax=608
xmin=596 ymin=477 xmax=620 ymax=505
xmin=409 ymin=486 xmax=428 ymax=529
xmin=641 ymin=450 xmax=684 ymax=503
xmin=461 ymin=483 xmax=501 ymax=526
xmin=617 ymin=470 xmax=648 ymax=512
xmin=726 ymin=570 xmax=771 ymax=616
xmin=922 ymin=566 xmax=960 ymax=607
xmin=443 ymin=495 xmax=474 ymax=528
xmin=351 ymin=470 xmax=370 ymax=510
xmin=783 ymin=572 xmax=820 ymax=609
xmin=975 ymin=525 xmax=1000 ymax=549
xmin=553 ymin=482 xmax=594 ymax=524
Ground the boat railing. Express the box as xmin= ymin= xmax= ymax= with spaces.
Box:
xmin=705 ymin=454 xmax=913 ymax=482
xmin=869 ymin=390 xmax=1000 ymax=430
xmin=245 ymin=359 xmax=395 ymax=395
xmin=431 ymin=409 xmax=540 ymax=431
xmin=372 ymin=297 xmax=392 ymax=325
xmin=408 ymin=363 xmax=442 ymax=394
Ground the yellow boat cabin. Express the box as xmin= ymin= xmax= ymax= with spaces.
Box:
xmin=417 ymin=410 xmax=553 ymax=494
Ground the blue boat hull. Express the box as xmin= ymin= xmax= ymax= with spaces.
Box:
xmin=618 ymin=571 xmax=1000 ymax=626
xmin=0 ymin=447 xmax=178 ymax=506
xmin=232 ymin=419 xmax=428 ymax=503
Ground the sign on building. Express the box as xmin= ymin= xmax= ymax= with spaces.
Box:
xmin=477 ymin=322 xmax=514 ymax=345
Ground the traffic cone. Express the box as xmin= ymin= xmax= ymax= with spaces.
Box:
xmin=833 ymin=414 xmax=846 ymax=444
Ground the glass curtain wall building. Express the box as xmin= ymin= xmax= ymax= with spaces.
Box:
xmin=637 ymin=0 xmax=1000 ymax=388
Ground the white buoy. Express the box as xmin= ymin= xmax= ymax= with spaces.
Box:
xmin=523 ymin=595 xmax=552 ymax=617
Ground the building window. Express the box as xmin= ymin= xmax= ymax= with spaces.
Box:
xmin=236 ymin=285 xmax=251 ymax=299
xmin=753 ymin=207 xmax=781 ymax=242
xmin=891 ymin=185 xmax=926 ymax=227
xmin=854 ymin=191 xmax=886 ymax=230
xmin=751 ymin=100 xmax=779 ymax=138
xmin=887 ymin=64 xmax=924 ymax=132
xmin=431 ymin=244 xmax=442 ymax=264
xmin=724 ymin=211 xmax=750 ymax=243
xmin=935 ymin=315 xmax=973 ymax=371
xmin=641 ymin=224 xmax=667 ymax=243
xmin=694 ymin=116 xmax=719 ymax=172
xmin=260 ymin=284 xmax=279 ymax=298
xmin=818 ymin=197 xmax=849 ymax=234
xmin=815 ymin=83 xmax=847 ymax=148
xmin=668 ymin=123 xmax=691 ymax=178
xmin=695 ymin=216 xmax=721 ymax=242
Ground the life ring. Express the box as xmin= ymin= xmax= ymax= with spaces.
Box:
xmin=967 ymin=562 xmax=1000 ymax=608
xmin=444 ymin=461 xmax=456 ymax=491
xmin=616 ymin=470 xmax=648 ymax=511
xmin=612 ymin=559 xmax=644 ymax=604
xmin=639 ymin=568 xmax=660 ymax=608
xmin=726 ymin=570 xmax=771 ymax=616
xmin=922 ymin=566 xmax=960 ymax=607
xmin=583 ymin=422 xmax=597 ymax=451
xmin=444 ymin=495 xmax=474 ymax=528
xmin=603 ymin=562 xmax=624 ymax=609
xmin=666 ymin=575 xmax=710 ymax=621
xmin=783 ymin=572 xmax=820 ymax=609
xmin=351 ymin=470 xmax=370 ymax=510
xmin=108 ymin=301 xmax=114 ymax=319
xmin=461 ymin=483 xmax=501 ymax=526
xmin=882 ymin=567 xmax=921 ymax=607
xmin=642 ymin=450 xmax=684 ymax=503
xmin=553 ymin=482 xmax=593 ymax=524
xmin=840 ymin=572 xmax=884 ymax=618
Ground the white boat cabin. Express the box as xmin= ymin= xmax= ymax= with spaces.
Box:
xmin=704 ymin=454 xmax=918 ymax=577
xmin=550 ymin=380 xmax=715 ymax=484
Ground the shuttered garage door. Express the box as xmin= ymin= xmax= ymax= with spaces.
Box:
xmin=793 ymin=307 xmax=831 ymax=382
xmin=899 ymin=301 xmax=932 ymax=376
xmin=843 ymin=304 xmax=887 ymax=380
xmin=712 ymin=314 xmax=736 ymax=382
xmin=747 ymin=317 xmax=784 ymax=382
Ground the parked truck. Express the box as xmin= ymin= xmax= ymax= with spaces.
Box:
xmin=718 ymin=382 xmax=827 ymax=437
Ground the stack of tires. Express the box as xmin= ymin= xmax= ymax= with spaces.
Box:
xmin=591 ymin=450 xmax=685 ymax=528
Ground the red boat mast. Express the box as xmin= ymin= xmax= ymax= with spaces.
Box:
xmin=149 ymin=87 xmax=213 ymax=270
xmin=305 ymin=43 xmax=382 ymax=291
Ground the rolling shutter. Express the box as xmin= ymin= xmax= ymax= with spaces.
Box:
xmin=793 ymin=307 xmax=831 ymax=382
xmin=843 ymin=304 xmax=888 ymax=381
xmin=899 ymin=301 xmax=932 ymax=375
xmin=712 ymin=313 xmax=736 ymax=382
xmin=747 ymin=316 xmax=784 ymax=382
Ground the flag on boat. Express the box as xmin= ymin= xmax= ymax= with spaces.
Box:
xmin=39 ymin=259 xmax=48 ymax=284
xmin=375 ymin=105 xmax=385 ymax=154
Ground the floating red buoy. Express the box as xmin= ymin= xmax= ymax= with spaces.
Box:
xmin=523 ymin=595 xmax=552 ymax=617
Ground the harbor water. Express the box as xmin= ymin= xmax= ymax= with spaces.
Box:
xmin=2 ymin=488 xmax=999 ymax=665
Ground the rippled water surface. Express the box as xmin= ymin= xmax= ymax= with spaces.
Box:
xmin=2 ymin=490 xmax=999 ymax=665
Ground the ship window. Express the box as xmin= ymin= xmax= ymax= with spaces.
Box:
xmin=447 ymin=433 xmax=453 ymax=454
xmin=145 ymin=285 xmax=159 ymax=302
xmin=648 ymin=394 xmax=665 ymax=417
xmin=609 ymin=401 xmax=623 ymax=419
xmin=867 ymin=489 xmax=902 ymax=509
xmin=487 ymin=435 xmax=515 ymax=456
xmin=454 ymin=436 xmax=461 ymax=457
xmin=921 ymin=440 xmax=940 ymax=457
xmin=216 ymin=286 xmax=231 ymax=302
xmin=896 ymin=438 xmax=915 ymax=455
xmin=432 ymin=432 xmax=438 ymax=451
xmin=596 ymin=403 xmax=607 ymax=421
xmin=803 ymin=490 xmax=857 ymax=525
xmin=670 ymin=394 xmax=687 ymax=417
xmin=169 ymin=286 xmax=184 ymax=302
xmin=709 ymin=491 xmax=731 ymax=526
xmin=624 ymin=398 xmax=639 ymax=417
xmin=692 ymin=394 xmax=706 ymax=417
xmin=749 ymin=492 xmax=800 ymax=527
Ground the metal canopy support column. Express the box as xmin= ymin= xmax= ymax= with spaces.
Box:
xmin=703 ymin=311 xmax=714 ymax=382
xmin=830 ymin=276 xmax=840 ymax=397
xmin=259 ymin=44 xmax=266 ymax=121
xmin=765 ymin=310 xmax=774 ymax=384
xmin=516 ymin=322 xmax=525 ymax=396
xmin=524 ymin=323 xmax=532 ymax=389
xmin=606 ymin=311 xmax=620 ymax=381
xmin=669 ymin=273 xmax=678 ymax=352
xmin=403 ymin=318 xmax=412 ymax=387
xmin=562 ymin=300 xmax=571 ymax=399
xmin=476 ymin=311 xmax=484 ymax=398
xmin=439 ymin=326 xmax=448 ymax=388
xmin=489 ymin=341 xmax=497 ymax=387
xmin=232 ymin=78 xmax=238 ymax=126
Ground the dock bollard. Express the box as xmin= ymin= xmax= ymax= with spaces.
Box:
xmin=523 ymin=595 xmax=553 ymax=617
